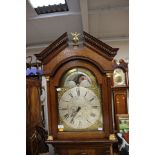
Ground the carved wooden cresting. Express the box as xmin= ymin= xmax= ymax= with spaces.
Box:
xmin=36 ymin=32 xmax=119 ymax=155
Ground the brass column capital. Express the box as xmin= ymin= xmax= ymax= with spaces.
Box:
xmin=106 ymin=72 xmax=113 ymax=78
xmin=47 ymin=135 xmax=53 ymax=141
xmin=45 ymin=76 xmax=50 ymax=81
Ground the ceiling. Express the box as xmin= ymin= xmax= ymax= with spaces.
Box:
xmin=26 ymin=0 xmax=129 ymax=47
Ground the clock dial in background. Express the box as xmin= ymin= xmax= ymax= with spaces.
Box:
xmin=57 ymin=68 xmax=103 ymax=131
xmin=113 ymin=68 xmax=126 ymax=86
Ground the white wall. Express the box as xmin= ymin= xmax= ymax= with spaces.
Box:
xmin=26 ymin=46 xmax=46 ymax=62
xmin=105 ymin=40 xmax=129 ymax=62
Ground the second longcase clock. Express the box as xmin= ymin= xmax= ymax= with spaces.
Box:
xmin=112 ymin=59 xmax=129 ymax=131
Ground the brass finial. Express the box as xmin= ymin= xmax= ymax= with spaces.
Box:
xmin=70 ymin=32 xmax=80 ymax=45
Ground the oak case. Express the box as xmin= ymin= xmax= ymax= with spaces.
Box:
xmin=36 ymin=32 xmax=119 ymax=155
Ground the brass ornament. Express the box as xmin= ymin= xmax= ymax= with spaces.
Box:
xmin=106 ymin=73 xmax=113 ymax=77
xmin=70 ymin=32 xmax=80 ymax=45
xmin=47 ymin=135 xmax=53 ymax=141
xmin=109 ymin=134 xmax=116 ymax=141
xmin=45 ymin=76 xmax=50 ymax=81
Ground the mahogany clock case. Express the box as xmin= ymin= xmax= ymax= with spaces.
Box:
xmin=35 ymin=32 xmax=123 ymax=155
xmin=112 ymin=59 xmax=129 ymax=132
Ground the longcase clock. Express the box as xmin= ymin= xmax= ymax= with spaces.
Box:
xmin=36 ymin=32 xmax=119 ymax=155
xmin=112 ymin=59 xmax=129 ymax=131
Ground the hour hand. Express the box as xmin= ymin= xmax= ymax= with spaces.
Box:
xmin=70 ymin=107 xmax=81 ymax=124
xmin=71 ymin=107 xmax=81 ymax=117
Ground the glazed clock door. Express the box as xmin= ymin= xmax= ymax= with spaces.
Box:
xmin=57 ymin=68 xmax=103 ymax=132
xmin=47 ymin=59 xmax=113 ymax=141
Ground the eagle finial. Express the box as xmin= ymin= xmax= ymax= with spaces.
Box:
xmin=70 ymin=32 xmax=80 ymax=45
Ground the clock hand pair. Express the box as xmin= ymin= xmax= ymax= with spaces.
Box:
xmin=70 ymin=107 xmax=81 ymax=123
xmin=71 ymin=106 xmax=81 ymax=117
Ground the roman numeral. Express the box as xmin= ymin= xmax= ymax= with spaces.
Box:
xmin=59 ymin=108 xmax=68 ymax=110
xmin=64 ymin=113 xmax=69 ymax=119
xmin=89 ymin=97 xmax=94 ymax=102
xmin=76 ymin=88 xmax=80 ymax=96
xmin=69 ymin=92 xmax=73 ymax=98
xmin=90 ymin=113 xmax=96 ymax=117
xmin=92 ymin=106 xmax=99 ymax=109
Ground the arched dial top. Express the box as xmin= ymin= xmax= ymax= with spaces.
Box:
xmin=57 ymin=67 xmax=103 ymax=131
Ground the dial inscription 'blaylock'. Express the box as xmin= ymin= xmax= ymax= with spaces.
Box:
xmin=59 ymin=86 xmax=101 ymax=129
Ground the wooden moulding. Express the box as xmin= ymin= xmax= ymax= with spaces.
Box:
xmin=42 ymin=46 xmax=114 ymax=75
xmin=47 ymin=139 xmax=117 ymax=155
xmin=83 ymin=31 xmax=119 ymax=60
xmin=111 ymin=86 xmax=129 ymax=91
xmin=50 ymin=56 xmax=107 ymax=77
xmin=35 ymin=31 xmax=119 ymax=65
xmin=46 ymin=139 xmax=117 ymax=145
xmin=35 ymin=32 xmax=68 ymax=64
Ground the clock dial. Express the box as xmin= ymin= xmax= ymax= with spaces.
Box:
xmin=59 ymin=86 xmax=101 ymax=129
xmin=58 ymin=67 xmax=103 ymax=131
xmin=113 ymin=68 xmax=126 ymax=86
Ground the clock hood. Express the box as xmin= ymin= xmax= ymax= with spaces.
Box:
xmin=35 ymin=32 xmax=119 ymax=75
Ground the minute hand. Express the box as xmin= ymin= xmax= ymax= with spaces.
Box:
xmin=71 ymin=107 xmax=81 ymax=119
